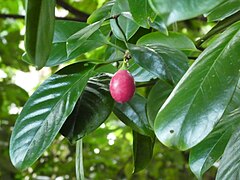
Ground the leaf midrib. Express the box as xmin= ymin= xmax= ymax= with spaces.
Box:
xmin=20 ymin=70 xmax=91 ymax=165
xmin=178 ymin=27 xmax=240 ymax=149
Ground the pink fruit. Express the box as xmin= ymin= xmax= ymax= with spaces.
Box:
xmin=110 ymin=70 xmax=135 ymax=103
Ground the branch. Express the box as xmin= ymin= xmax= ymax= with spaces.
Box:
xmin=56 ymin=0 xmax=89 ymax=21
xmin=0 ymin=13 xmax=86 ymax=22
xmin=0 ymin=14 xmax=24 ymax=19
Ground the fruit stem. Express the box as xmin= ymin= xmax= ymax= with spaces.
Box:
xmin=76 ymin=139 xmax=84 ymax=180
xmin=120 ymin=59 xmax=128 ymax=70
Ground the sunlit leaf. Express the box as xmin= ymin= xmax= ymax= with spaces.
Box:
xmin=9 ymin=62 xmax=94 ymax=170
xmin=154 ymin=22 xmax=240 ymax=150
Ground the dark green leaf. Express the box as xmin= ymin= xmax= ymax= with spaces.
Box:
xmin=148 ymin=0 xmax=225 ymax=25
xmin=128 ymin=0 xmax=155 ymax=28
xmin=25 ymin=0 xmax=55 ymax=69
xmin=110 ymin=0 xmax=139 ymax=40
xmin=47 ymin=20 xmax=105 ymax=66
xmin=133 ymin=131 xmax=155 ymax=173
xmin=148 ymin=16 xmax=168 ymax=35
xmin=114 ymin=94 xmax=154 ymax=137
xmin=60 ymin=74 xmax=114 ymax=142
xmin=198 ymin=12 xmax=240 ymax=47
xmin=129 ymin=44 xmax=168 ymax=81
xmin=105 ymin=36 xmax=125 ymax=61
xmin=224 ymin=79 xmax=240 ymax=114
xmin=128 ymin=63 xmax=157 ymax=83
xmin=147 ymin=80 xmax=173 ymax=128
xmin=67 ymin=19 xmax=107 ymax=58
xmin=129 ymin=44 xmax=189 ymax=84
xmin=216 ymin=125 xmax=240 ymax=179
xmin=154 ymin=22 xmax=240 ymax=150
xmin=0 ymin=83 xmax=29 ymax=107
xmin=190 ymin=108 xmax=240 ymax=179
xmin=9 ymin=62 xmax=94 ymax=170
xmin=207 ymin=0 xmax=240 ymax=22
xmin=87 ymin=0 xmax=115 ymax=23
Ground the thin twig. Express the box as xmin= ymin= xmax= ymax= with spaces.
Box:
xmin=0 ymin=13 xmax=86 ymax=22
xmin=56 ymin=0 xmax=89 ymax=21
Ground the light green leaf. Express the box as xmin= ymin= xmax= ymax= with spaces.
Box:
xmin=154 ymin=21 xmax=240 ymax=150
xmin=9 ymin=62 xmax=94 ymax=170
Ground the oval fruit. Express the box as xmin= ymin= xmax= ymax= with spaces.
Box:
xmin=110 ymin=70 xmax=135 ymax=103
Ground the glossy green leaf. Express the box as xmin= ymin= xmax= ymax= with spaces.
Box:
xmin=128 ymin=61 xmax=157 ymax=82
xmin=25 ymin=0 xmax=55 ymax=69
xmin=67 ymin=19 xmax=107 ymax=58
xmin=137 ymin=31 xmax=196 ymax=51
xmin=87 ymin=0 xmax=115 ymax=23
xmin=207 ymin=0 xmax=240 ymax=22
xmin=60 ymin=74 xmax=114 ymax=142
xmin=128 ymin=0 xmax=155 ymax=28
xmin=133 ymin=131 xmax=155 ymax=173
xmin=190 ymin=108 xmax=240 ymax=179
xmin=148 ymin=0 xmax=225 ymax=25
xmin=110 ymin=0 xmax=139 ymax=40
xmin=147 ymin=80 xmax=173 ymax=128
xmin=9 ymin=62 xmax=94 ymax=170
xmin=216 ymin=125 xmax=240 ymax=179
xmin=113 ymin=94 xmax=154 ymax=137
xmin=154 ymin=22 xmax=240 ymax=150
xmin=129 ymin=44 xmax=189 ymax=84
xmin=224 ymin=79 xmax=240 ymax=115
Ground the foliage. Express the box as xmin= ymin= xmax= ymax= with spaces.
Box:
xmin=1 ymin=0 xmax=240 ymax=179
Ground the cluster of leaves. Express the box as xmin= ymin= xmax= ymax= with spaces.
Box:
xmin=7 ymin=0 xmax=240 ymax=179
